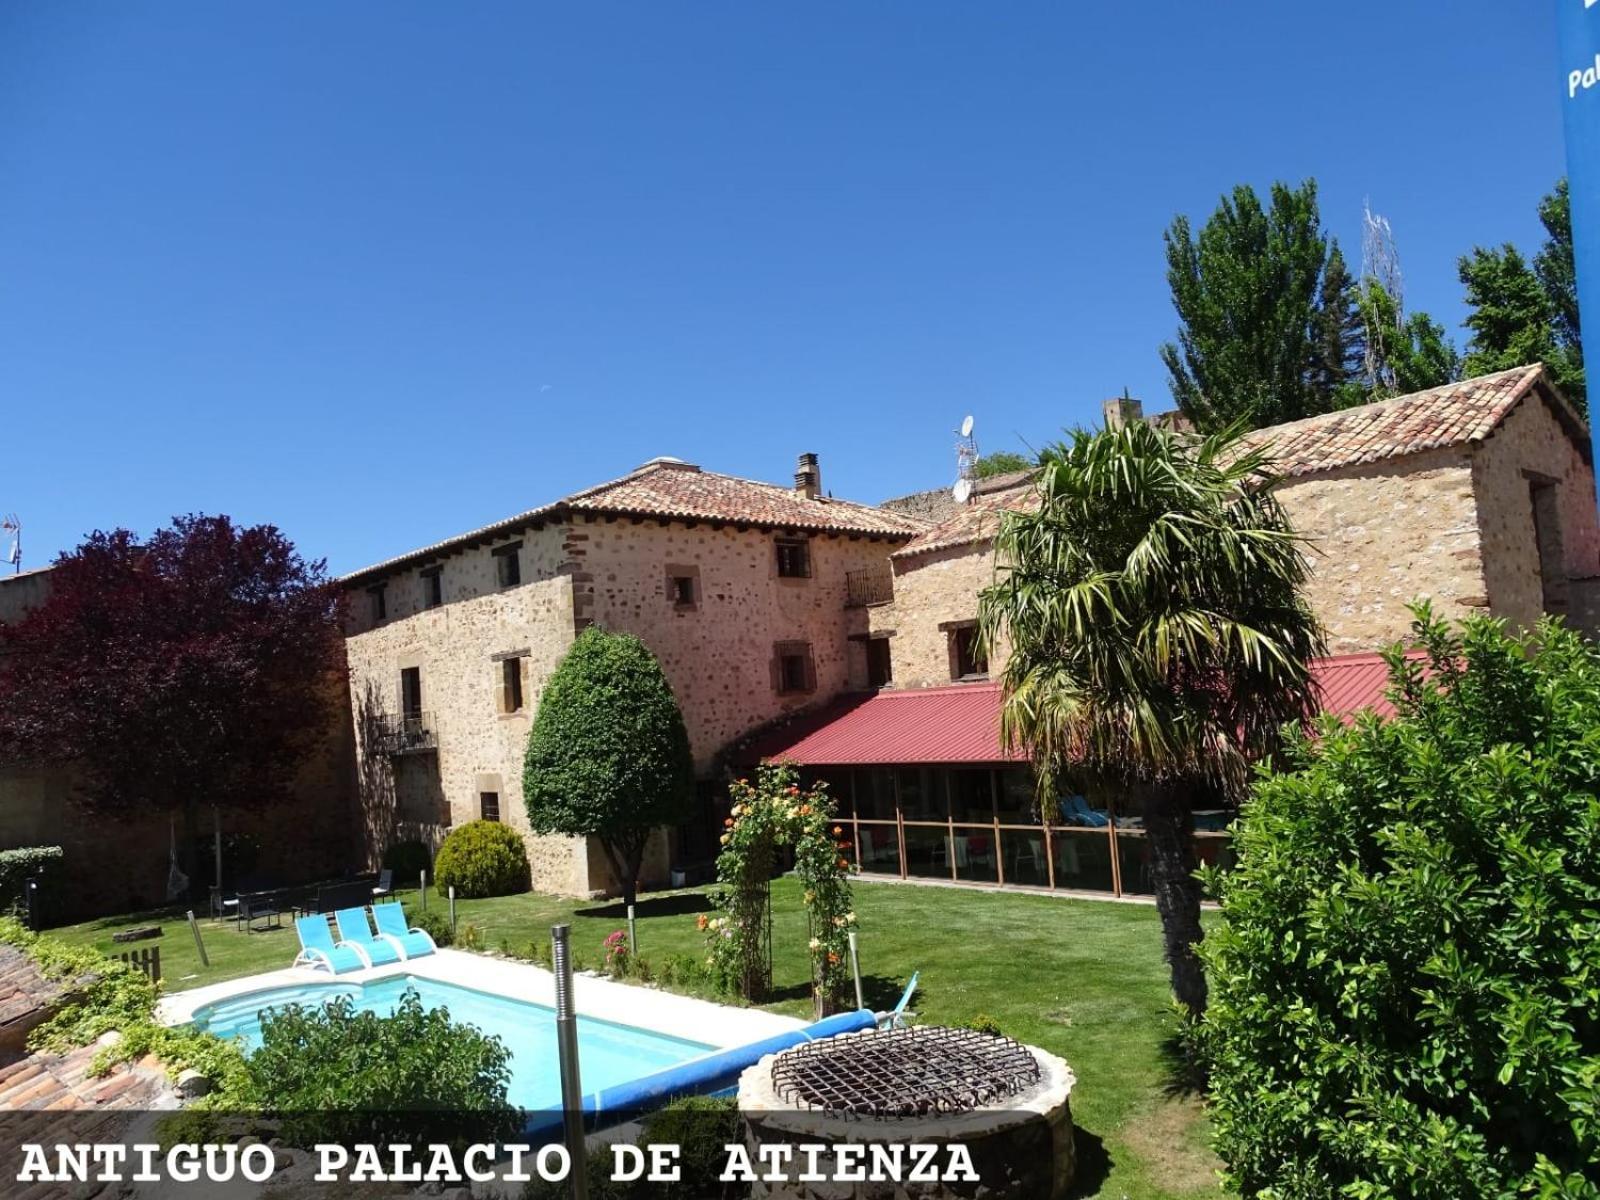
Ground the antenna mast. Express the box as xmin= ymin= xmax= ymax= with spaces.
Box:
xmin=1 ymin=515 xmax=19 ymax=574
xmin=1360 ymin=202 xmax=1405 ymax=396
xmin=953 ymin=416 xmax=978 ymax=504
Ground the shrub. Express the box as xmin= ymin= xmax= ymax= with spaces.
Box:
xmin=1202 ymin=608 xmax=1600 ymax=1198
xmin=457 ymin=922 xmax=484 ymax=951
xmin=432 ymin=820 xmax=530 ymax=899
xmin=523 ymin=627 xmax=693 ymax=908
xmin=382 ymin=839 xmax=432 ymax=884
xmin=0 ymin=919 xmax=249 ymax=1097
xmin=0 ymin=846 xmax=63 ymax=918
xmin=245 ymin=988 xmax=519 ymax=1146
xmin=639 ymin=1095 xmax=741 ymax=1199
xmin=409 ymin=907 xmax=454 ymax=948
xmin=964 ymin=1013 xmax=1003 ymax=1037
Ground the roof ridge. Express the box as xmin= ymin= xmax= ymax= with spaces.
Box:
xmin=1253 ymin=362 xmax=1543 ymax=442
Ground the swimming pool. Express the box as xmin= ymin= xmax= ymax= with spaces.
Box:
xmin=189 ymin=974 xmax=716 ymax=1111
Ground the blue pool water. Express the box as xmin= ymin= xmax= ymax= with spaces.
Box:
xmin=189 ymin=975 xmax=715 ymax=1110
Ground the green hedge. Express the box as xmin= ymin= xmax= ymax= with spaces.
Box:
xmin=0 ymin=846 xmax=63 ymax=916
xmin=1202 ymin=609 xmax=1600 ymax=1198
xmin=432 ymin=821 xmax=530 ymax=899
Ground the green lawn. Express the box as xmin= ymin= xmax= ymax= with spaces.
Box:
xmin=50 ymin=878 xmax=1218 ymax=1200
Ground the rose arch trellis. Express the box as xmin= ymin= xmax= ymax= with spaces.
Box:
xmin=702 ymin=763 xmax=856 ymax=1020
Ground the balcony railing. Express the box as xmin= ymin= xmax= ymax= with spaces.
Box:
xmin=845 ymin=567 xmax=894 ymax=608
xmin=373 ymin=712 xmax=438 ymax=756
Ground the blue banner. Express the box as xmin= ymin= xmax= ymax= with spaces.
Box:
xmin=1558 ymin=0 xmax=1600 ymax=466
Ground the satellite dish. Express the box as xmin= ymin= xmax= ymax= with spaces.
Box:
xmin=960 ymin=415 xmax=975 ymax=438
xmin=952 ymin=478 xmax=973 ymax=504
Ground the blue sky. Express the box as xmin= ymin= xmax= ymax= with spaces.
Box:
xmin=0 ymin=2 xmax=1571 ymax=575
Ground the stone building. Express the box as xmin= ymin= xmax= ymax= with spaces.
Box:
xmin=752 ymin=364 xmax=1600 ymax=899
xmin=869 ymin=363 xmax=1598 ymax=685
xmin=339 ymin=455 xmax=925 ymax=896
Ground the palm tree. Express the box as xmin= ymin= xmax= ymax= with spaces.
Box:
xmin=977 ymin=419 xmax=1324 ymax=1015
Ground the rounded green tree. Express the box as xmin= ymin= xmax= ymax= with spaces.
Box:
xmin=1203 ymin=606 xmax=1600 ymax=1197
xmin=523 ymin=627 xmax=693 ymax=906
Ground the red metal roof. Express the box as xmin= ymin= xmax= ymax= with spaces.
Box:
xmin=750 ymin=654 xmax=1407 ymax=767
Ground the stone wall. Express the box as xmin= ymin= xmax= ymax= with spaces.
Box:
xmin=344 ymin=516 xmax=903 ymax=897
xmin=1468 ymin=387 xmax=1600 ymax=635
xmin=1273 ymin=449 xmax=1487 ymax=656
xmin=343 ymin=525 xmax=590 ymax=894
xmin=577 ymin=516 xmax=897 ymax=767
xmin=870 ymin=542 xmax=1001 ymax=689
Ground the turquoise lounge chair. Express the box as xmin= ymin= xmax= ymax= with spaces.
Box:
xmin=372 ymin=902 xmax=436 ymax=959
xmin=292 ymin=914 xmax=369 ymax=974
xmin=334 ymin=906 xmax=404 ymax=966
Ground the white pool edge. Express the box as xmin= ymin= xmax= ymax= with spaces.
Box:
xmin=155 ymin=948 xmax=806 ymax=1050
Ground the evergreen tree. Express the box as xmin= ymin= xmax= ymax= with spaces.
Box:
xmin=1161 ymin=180 xmax=1331 ymax=431
xmin=1310 ymin=241 xmax=1365 ymax=407
xmin=1357 ymin=281 xmax=1460 ymax=398
xmin=1534 ymin=180 xmax=1586 ymax=411
xmin=1458 ymin=180 xmax=1586 ymax=417
xmin=523 ymin=627 xmax=694 ymax=907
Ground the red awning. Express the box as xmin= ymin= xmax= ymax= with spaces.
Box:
xmin=749 ymin=654 xmax=1405 ymax=768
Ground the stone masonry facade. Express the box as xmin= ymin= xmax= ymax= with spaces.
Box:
xmin=342 ymin=458 xmax=920 ymax=897
xmin=873 ymin=366 xmax=1600 ymax=683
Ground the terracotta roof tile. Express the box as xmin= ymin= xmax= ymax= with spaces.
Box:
xmin=892 ymin=474 xmax=1039 ymax=559
xmin=895 ymin=366 xmax=1573 ymax=559
xmin=344 ymin=459 xmax=928 ymax=584
xmin=1244 ymin=364 xmax=1559 ymax=478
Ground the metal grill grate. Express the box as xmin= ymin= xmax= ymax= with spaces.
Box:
xmin=769 ymin=1026 xmax=1041 ymax=1117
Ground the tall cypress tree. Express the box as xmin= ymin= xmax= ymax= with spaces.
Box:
xmin=1311 ymin=241 xmax=1365 ymax=408
xmin=1160 ymin=180 xmax=1332 ymax=431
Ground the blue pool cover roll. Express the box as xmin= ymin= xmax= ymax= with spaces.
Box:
xmin=525 ymin=1009 xmax=876 ymax=1137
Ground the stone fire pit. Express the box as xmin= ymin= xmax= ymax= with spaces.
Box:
xmin=737 ymin=1025 xmax=1076 ymax=1199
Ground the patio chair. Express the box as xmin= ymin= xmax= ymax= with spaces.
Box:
xmin=1059 ymin=795 xmax=1110 ymax=828
xmin=880 ymin=971 xmax=919 ymax=1029
xmin=334 ymin=906 xmax=405 ymax=966
xmin=371 ymin=869 xmax=394 ymax=899
xmin=292 ymin=914 xmax=369 ymax=974
xmin=371 ymin=901 xmax=436 ymax=959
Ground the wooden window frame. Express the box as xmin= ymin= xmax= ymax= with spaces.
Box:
xmin=493 ymin=541 xmax=523 ymax=589
xmin=772 ymin=640 xmax=817 ymax=696
xmin=368 ymin=584 xmax=388 ymax=623
xmin=421 ymin=567 xmax=443 ymax=610
xmin=775 ymin=536 xmax=811 ymax=580
xmin=479 ymin=791 xmax=501 ymax=822
xmin=665 ymin=564 xmax=700 ymax=611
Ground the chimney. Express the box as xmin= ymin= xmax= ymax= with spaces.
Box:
xmin=1103 ymin=394 xmax=1143 ymax=430
xmin=794 ymin=452 xmax=822 ymax=500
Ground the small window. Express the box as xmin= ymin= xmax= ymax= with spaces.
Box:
xmin=774 ymin=641 xmax=815 ymax=695
xmin=400 ymin=666 xmax=423 ymax=720
xmin=670 ymin=574 xmax=696 ymax=608
xmin=421 ymin=568 xmax=443 ymax=610
xmin=949 ymin=624 xmax=987 ymax=681
xmin=494 ymin=542 xmax=522 ymax=589
xmin=501 ymin=656 xmax=525 ymax=714
xmin=480 ymin=791 xmax=501 ymax=822
xmin=368 ymin=585 xmax=388 ymax=623
xmin=867 ymin=637 xmax=893 ymax=688
xmin=775 ymin=537 xmax=811 ymax=579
